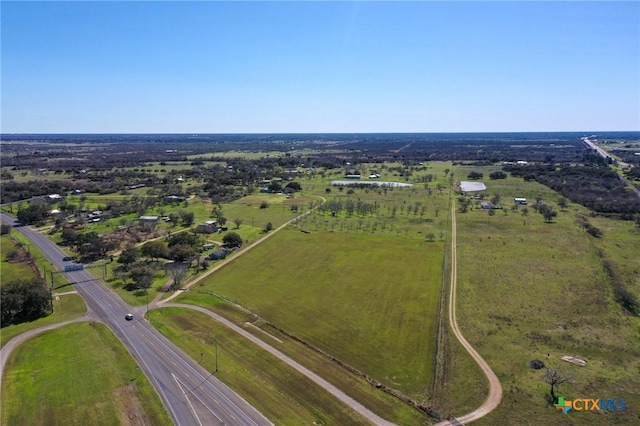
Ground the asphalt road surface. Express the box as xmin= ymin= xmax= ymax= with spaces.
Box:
xmin=1 ymin=213 xmax=272 ymax=426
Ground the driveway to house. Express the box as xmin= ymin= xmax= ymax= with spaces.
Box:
xmin=434 ymin=204 xmax=503 ymax=425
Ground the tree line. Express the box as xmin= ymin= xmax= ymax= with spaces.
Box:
xmin=504 ymin=163 xmax=640 ymax=216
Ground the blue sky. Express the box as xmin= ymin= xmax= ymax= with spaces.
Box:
xmin=2 ymin=1 xmax=638 ymax=133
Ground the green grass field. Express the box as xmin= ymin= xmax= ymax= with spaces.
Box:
xmin=1 ymin=321 xmax=171 ymax=425
xmin=4 ymin=159 xmax=638 ymax=424
xmin=176 ymin=227 xmax=444 ymax=399
xmin=445 ymin=165 xmax=640 ymax=425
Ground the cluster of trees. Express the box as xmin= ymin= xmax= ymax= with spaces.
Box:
xmin=16 ymin=201 xmax=51 ymax=225
xmin=61 ymin=230 xmax=119 ymax=261
xmin=318 ymin=199 xmax=381 ymax=217
xmin=1 ymin=180 xmax=74 ymax=204
xmin=112 ymin=231 xmax=243 ymax=291
xmin=1 ymin=279 xmax=51 ymax=326
xmin=504 ymin=163 xmax=640 ymax=215
xmin=531 ymin=201 xmax=558 ymax=223
xmin=115 ymin=235 xmax=202 ymax=290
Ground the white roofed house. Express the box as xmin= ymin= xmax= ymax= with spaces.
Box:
xmin=47 ymin=193 xmax=63 ymax=203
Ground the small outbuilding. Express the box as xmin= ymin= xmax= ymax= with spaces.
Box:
xmin=481 ymin=201 xmax=494 ymax=210
xmin=139 ymin=215 xmax=159 ymax=223
xmin=208 ymin=248 xmax=228 ymax=260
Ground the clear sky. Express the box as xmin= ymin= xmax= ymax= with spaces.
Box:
xmin=1 ymin=1 xmax=639 ymax=133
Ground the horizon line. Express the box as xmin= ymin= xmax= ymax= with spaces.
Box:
xmin=2 ymin=130 xmax=639 ymax=136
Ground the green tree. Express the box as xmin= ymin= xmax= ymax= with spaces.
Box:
xmin=540 ymin=205 xmax=557 ymax=223
xmin=1 ymin=279 xmax=51 ymax=326
xmin=141 ymin=240 xmax=168 ymax=261
xmin=61 ymin=228 xmax=79 ymax=246
xmin=557 ymin=197 xmax=569 ymax=211
xmin=233 ymin=218 xmax=243 ymax=229
xmin=222 ymin=232 xmax=243 ymax=248
xmin=216 ymin=211 xmax=228 ymax=226
xmin=285 ymin=181 xmax=302 ymax=192
xmin=179 ymin=211 xmax=195 ymax=227
xmin=16 ymin=201 xmax=50 ymax=225
xmin=168 ymin=244 xmax=198 ymax=262
xmin=117 ymin=245 xmax=139 ymax=270
xmin=268 ymin=181 xmax=282 ymax=192
xmin=168 ymin=212 xmax=179 ymax=227
xmin=128 ymin=265 xmax=155 ymax=290
xmin=1 ymin=223 xmax=11 ymax=235
xmin=77 ymin=231 xmax=110 ymax=261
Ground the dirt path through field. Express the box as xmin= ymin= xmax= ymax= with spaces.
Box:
xmin=434 ymin=203 xmax=503 ymax=425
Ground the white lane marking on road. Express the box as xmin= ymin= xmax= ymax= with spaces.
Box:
xmin=172 ymin=372 xmax=209 ymax=426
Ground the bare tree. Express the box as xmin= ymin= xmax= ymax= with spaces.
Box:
xmin=165 ymin=262 xmax=189 ymax=290
xmin=544 ymin=369 xmax=571 ymax=403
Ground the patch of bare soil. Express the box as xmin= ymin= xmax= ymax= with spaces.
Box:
xmin=111 ymin=384 xmax=147 ymax=426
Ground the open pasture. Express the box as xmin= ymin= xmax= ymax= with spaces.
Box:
xmin=176 ymin=227 xmax=444 ymax=399
xmin=449 ymin=167 xmax=640 ymax=425
xmin=1 ymin=322 xmax=171 ymax=425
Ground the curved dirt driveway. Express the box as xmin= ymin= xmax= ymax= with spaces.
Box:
xmin=435 ymin=204 xmax=503 ymax=425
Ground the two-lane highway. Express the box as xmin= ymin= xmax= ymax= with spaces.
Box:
xmin=1 ymin=213 xmax=272 ymax=426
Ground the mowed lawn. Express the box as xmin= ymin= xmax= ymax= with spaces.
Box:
xmin=1 ymin=322 xmax=171 ymax=426
xmin=177 ymin=227 xmax=444 ymax=398
xmin=450 ymin=175 xmax=640 ymax=424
